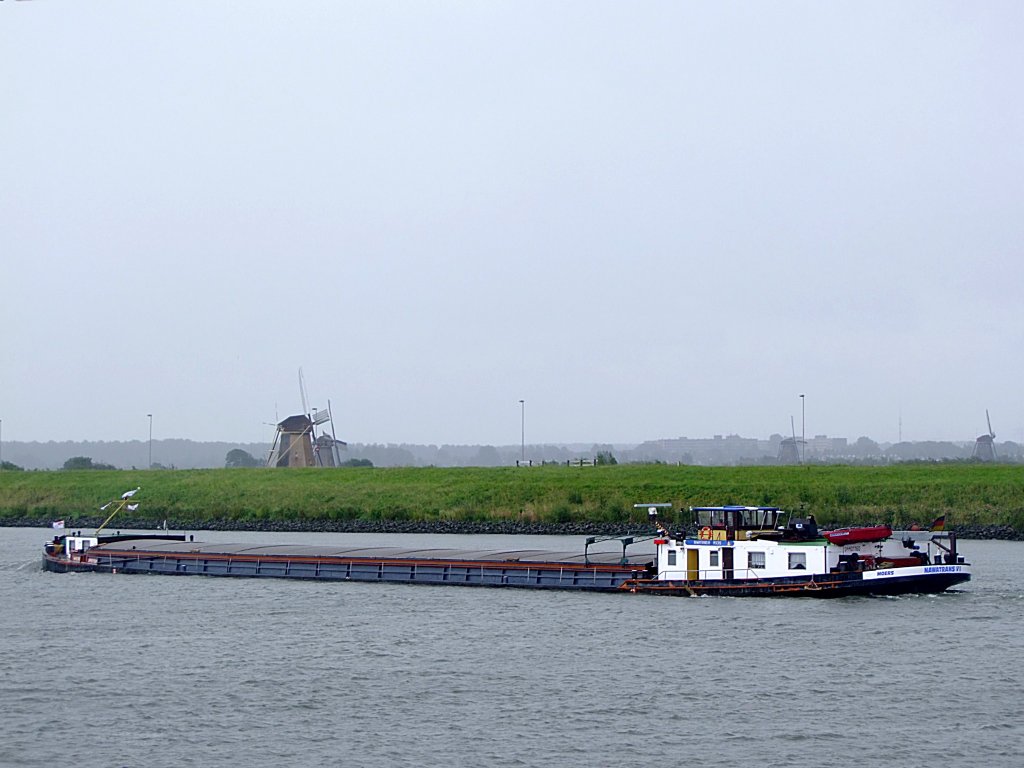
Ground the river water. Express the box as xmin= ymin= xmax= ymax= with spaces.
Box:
xmin=1 ymin=528 xmax=1022 ymax=768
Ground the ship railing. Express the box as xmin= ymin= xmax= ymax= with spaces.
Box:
xmin=735 ymin=568 xmax=763 ymax=580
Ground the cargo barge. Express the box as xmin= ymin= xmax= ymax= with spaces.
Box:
xmin=42 ymin=492 xmax=971 ymax=597
xmin=43 ymin=536 xmax=650 ymax=589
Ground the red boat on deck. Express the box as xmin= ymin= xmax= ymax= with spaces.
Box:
xmin=823 ymin=525 xmax=893 ymax=545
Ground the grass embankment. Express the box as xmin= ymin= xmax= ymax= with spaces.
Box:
xmin=1 ymin=464 xmax=1022 ymax=531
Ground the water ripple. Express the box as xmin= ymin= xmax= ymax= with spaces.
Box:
xmin=2 ymin=531 xmax=1023 ymax=767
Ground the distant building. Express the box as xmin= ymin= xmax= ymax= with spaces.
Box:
xmin=807 ymin=435 xmax=848 ymax=458
xmin=636 ymin=435 xmax=762 ymax=465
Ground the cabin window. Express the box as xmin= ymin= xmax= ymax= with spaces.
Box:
xmin=748 ymin=551 xmax=766 ymax=570
xmin=788 ymin=552 xmax=807 ymax=570
xmin=667 ymin=550 xmax=677 ymax=566
xmin=709 ymin=550 xmax=720 ymax=567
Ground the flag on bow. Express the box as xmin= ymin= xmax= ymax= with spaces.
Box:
xmin=929 ymin=515 xmax=946 ymax=532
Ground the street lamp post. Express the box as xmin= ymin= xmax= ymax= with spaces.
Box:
xmin=147 ymin=414 xmax=153 ymax=469
xmin=519 ymin=400 xmax=525 ymax=463
xmin=799 ymin=394 xmax=805 ymax=464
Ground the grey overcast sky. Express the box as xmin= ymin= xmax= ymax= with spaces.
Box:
xmin=1 ymin=2 xmax=1021 ymax=447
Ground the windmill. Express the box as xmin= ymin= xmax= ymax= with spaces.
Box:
xmin=972 ymin=410 xmax=997 ymax=462
xmin=266 ymin=369 xmax=347 ymax=467
xmin=778 ymin=415 xmax=805 ymax=464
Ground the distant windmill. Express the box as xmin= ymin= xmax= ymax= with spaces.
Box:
xmin=972 ymin=410 xmax=997 ymax=462
xmin=778 ymin=415 xmax=806 ymax=464
xmin=266 ymin=369 xmax=347 ymax=467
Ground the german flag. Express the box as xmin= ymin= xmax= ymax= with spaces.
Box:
xmin=930 ymin=515 xmax=946 ymax=532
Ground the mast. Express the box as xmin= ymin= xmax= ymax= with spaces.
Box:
xmin=95 ymin=487 xmax=140 ymax=535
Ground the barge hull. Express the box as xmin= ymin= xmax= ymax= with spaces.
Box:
xmin=624 ymin=569 xmax=971 ymax=598
xmin=44 ymin=552 xmax=969 ymax=597
xmin=44 ymin=550 xmax=647 ymax=591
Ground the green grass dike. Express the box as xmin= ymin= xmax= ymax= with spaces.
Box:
xmin=1 ymin=464 xmax=1022 ymax=537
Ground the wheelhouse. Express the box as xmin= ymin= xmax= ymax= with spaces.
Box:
xmin=653 ymin=506 xmax=827 ymax=582
xmin=692 ymin=505 xmax=785 ymax=539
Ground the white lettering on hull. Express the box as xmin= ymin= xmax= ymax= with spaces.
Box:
xmin=861 ymin=564 xmax=969 ymax=580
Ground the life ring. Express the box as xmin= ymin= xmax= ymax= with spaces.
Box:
xmin=699 ymin=526 xmax=713 ymax=540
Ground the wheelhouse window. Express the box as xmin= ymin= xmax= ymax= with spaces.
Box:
xmin=748 ymin=551 xmax=766 ymax=570
xmin=788 ymin=552 xmax=807 ymax=570
xmin=667 ymin=550 xmax=677 ymax=566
